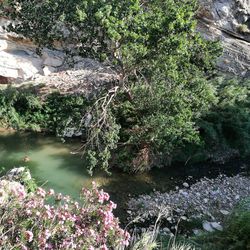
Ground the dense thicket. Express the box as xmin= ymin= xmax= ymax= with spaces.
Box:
xmin=0 ymin=88 xmax=88 ymax=135
xmin=2 ymin=0 xmax=223 ymax=173
xmin=200 ymin=77 xmax=250 ymax=157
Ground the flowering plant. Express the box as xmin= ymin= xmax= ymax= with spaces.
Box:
xmin=0 ymin=179 xmax=130 ymax=249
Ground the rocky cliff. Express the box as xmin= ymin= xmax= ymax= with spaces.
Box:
xmin=0 ymin=17 xmax=65 ymax=83
xmin=0 ymin=0 xmax=249 ymax=86
xmin=0 ymin=16 xmax=117 ymax=95
xmin=197 ymin=0 xmax=250 ymax=77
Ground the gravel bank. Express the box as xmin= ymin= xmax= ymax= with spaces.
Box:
xmin=127 ymin=175 xmax=250 ymax=233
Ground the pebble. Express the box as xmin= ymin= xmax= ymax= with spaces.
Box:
xmin=203 ymin=221 xmax=214 ymax=232
xmin=167 ymin=217 xmax=172 ymax=221
xmin=220 ymin=209 xmax=230 ymax=215
xmin=211 ymin=222 xmax=223 ymax=231
xmin=128 ymin=175 xmax=250 ymax=234
xmin=181 ymin=216 xmax=187 ymax=221
xmin=163 ymin=227 xmax=170 ymax=233
xmin=183 ymin=182 xmax=189 ymax=188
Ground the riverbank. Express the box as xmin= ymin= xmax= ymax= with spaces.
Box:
xmin=127 ymin=174 xmax=250 ymax=236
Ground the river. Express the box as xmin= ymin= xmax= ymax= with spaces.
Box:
xmin=0 ymin=129 xmax=249 ymax=222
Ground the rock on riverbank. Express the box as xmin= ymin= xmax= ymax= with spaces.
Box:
xmin=127 ymin=175 xmax=250 ymax=233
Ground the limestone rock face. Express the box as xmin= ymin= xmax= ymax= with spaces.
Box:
xmin=30 ymin=59 xmax=118 ymax=97
xmin=0 ymin=17 xmax=118 ymax=91
xmin=0 ymin=17 xmax=65 ymax=83
xmin=0 ymin=0 xmax=249 ymax=85
xmin=197 ymin=0 xmax=250 ymax=77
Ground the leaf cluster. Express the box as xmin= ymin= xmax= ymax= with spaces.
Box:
xmin=0 ymin=87 xmax=89 ymax=134
xmin=199 ymin=77 xmax=250 ymax=155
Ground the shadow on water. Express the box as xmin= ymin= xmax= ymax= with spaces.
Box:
xmin=100 ymin=156 xmax=250 ymax=223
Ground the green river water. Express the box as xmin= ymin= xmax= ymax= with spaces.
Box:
xmin=0 ymin=129 xmax=248 ymax=220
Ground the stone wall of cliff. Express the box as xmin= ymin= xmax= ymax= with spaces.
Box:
xmin=197 ymin=0 xmax=250 ymax=77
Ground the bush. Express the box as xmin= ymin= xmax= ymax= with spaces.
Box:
xmin=237 ymin=24 xmax=249 ymax=34
xmin=110 ymin=76 xmax=216 ymax=171
xmin=0 ymin=175 xmax=130 ymax=249
xmin=0 ymin=87 xmax=89 ymax=135
xmin=199 ymin=77 xmax=250 ymax=156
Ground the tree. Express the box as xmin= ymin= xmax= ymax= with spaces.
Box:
xmin=2 ymin=0 xmax=221 ymax=173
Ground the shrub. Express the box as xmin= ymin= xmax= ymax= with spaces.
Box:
xmin=237 ymin=24 xmax=249 ymax=34
xmin=199 ymin=77 xmax=250 ymax=156
xmin=110 ymin=76 xmax=216 ymax=171
xmin=0 ymin=88 xmax=89 ymax=134
xmin=0 ymin=178 xmax=130 ymax=249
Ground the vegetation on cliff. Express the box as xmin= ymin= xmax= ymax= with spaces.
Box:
xmin=1 ymin=0 xmax=225 ymax=173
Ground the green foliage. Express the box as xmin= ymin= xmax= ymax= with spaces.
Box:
xmin=17 ymin=167 xmax=38 ymax=193
xmin=0 ymin=87 xmax=89 ymax=134
xmin=237 ymin=24 xmax=249 ymax=34
xmin=3 ymin=0 xmax=220 ymax=75
xmin=85 ymin=105 xmax=121 ymax=175
xmin=0 ymin=87 xmax=44 ymax=130
xmin=193 ymin=198 xmax=250 ymax=250
xmin=199 ymin=77 xmax=250 ymax=155
xmin=2 ymin=0 xmax=222 ymax=173
xmin=111 ymin=76 xmax=216 ymax=171
xmin=45 ymin=92 xmax=89 ymax=135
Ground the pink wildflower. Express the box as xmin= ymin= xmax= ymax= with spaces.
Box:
xmin=98 ymin=190 xmax=110 ymax=204
xmin=36 ymin=187 xmax=46 ymax=198
xmin=21 ymin=245 xmax=28 ymax=250
xmin=25 ymin=230 xmax=33 ymax=242
xmin=44 ymin=229 xmax=51 ymax=239
xmin=26 ymin=209 xmax=32 ymax=216
xmin=55 ymin=193 xmax=63 ymax=201
xmin=100 ymin=244 xmax=108 ymax=250
xmin=48 ymin=189 xmax=55 ymax=196
xmin=11 ymin=184 xmax=26 ymax=199
xmin=108 ymin=201 xmax=117 ymax=210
